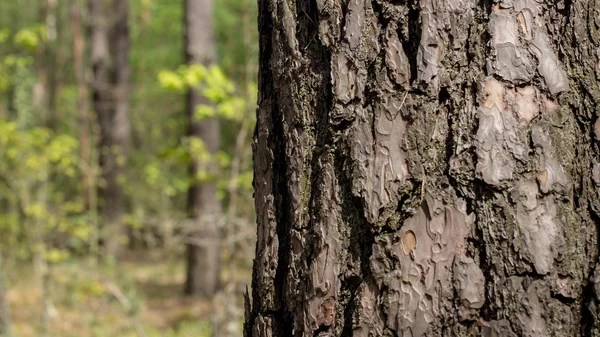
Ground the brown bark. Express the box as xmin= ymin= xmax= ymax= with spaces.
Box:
xmin=246 ymin=0 xmax=600 ymax=336
xmin=89 ymin=0 xmax=131 ymax=257
xmin=183 ymin=0 xmax=222 ymax=296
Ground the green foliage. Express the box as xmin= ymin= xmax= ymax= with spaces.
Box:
xmin=159 ymin=64 xmax=250 ymax=121
xmin=157 ymin=63 xmax=256 ymax=200
xmin=157 ymin=70 xmax=186 ymax=92
xmin=126 ymin=0 xmax=189 ymax=236
xmin=14 ymin=25 xmax=46 ymax=51
xmin=142 ymin=154 xmax=189 ymax=198
xmin=0 ymin=25 xmax=40 ymax=122
xmin=0 ymin=118 xmax=86 ymax=261
xmin=215 ymin=0 xmax=258 ymax=80
xmin=0 ymin=0 xmax=258 ymax=335
xmin=158 ymin=64 xmax=235 ymax=101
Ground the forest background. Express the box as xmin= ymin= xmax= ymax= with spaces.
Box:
xmin=0 ymin=0 xmax=258 ymax=336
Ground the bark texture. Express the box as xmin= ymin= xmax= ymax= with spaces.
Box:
xmin=89 ymin=0 xmax=131 ymax=257
xmin=246 ymin=0 xmax=600 ymax=336
xmin=183 ymin=0 xmax=222 ymax=296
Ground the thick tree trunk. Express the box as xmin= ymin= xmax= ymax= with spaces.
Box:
xmin=89 ymin=0 xmax=131 ymax=257
xmin=183 ymin=0 xmax=222 ymax=296
xmin=246 ymin=0 xmax=600 ymax=336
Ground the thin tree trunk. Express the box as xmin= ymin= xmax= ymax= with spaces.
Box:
xmin=45 ymin=0 xmax=58 ymax=128
xmin=0 ymin=281 xmax=9 ymax=337
xmin=183 ymin=0 xmax=222 ymax=296
xmin=246 ymin=0 xmax=600 ymax=336
xmin=71 ymin=0 xmax=92 ymax=209
xmin=32 ymin=2 xmax=49 ymax=126
xmin=89 ymin=0 xmax=131 ymax=257
xmin=31 ymin=0 xmax=59 ymax=128
xmin=0 ymin=255 xmax=11 ymax=337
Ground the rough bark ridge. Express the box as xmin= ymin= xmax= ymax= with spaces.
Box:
xmin=247 ymin=0 xmax=600 ymax=336
xmin=89 ymin=0 xmax=131 ymax=257
xmin=183 ymin=0 xmax=222 ymax=296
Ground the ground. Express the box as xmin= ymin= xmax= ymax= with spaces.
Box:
xmin=5 ymin=251 xmax=249 ymax=337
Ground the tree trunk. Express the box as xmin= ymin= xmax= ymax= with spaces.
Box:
xmin=183 ymin=0 xmax=222 ymax=296
xmin=0 ymin=255 xmax=11 ymax=337
xmin=31 ymin=0 xmax=59 ymax=128
xmin=246 ymin=0 xmax=600 ymax=336
xmin=44 ymin=0 xmax=58 ymax=128
xmin=0 ymin=280 xmax=10 ymax=337
xmin=89 ymin=0 xmax=131 ymax=257
xmin=71 ymin=0 xmax=93 ymax=210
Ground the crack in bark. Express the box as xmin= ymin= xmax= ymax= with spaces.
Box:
xmin=403 ymin=1 xmax=420 ymax=85
xmin=581 ymin=281 xmax=595 ymax=337
xmin=272 ymin=98 xmax=295 ymax=337
xmin=296 ymin=0 xmax=320 ymax=56
xmin=336 ymin=142 xmax=376 ymax=335
xmin=340 ymin=275 xmax=361 ymax=337
xmin=473 ymin=184 xmax=498 ymax=322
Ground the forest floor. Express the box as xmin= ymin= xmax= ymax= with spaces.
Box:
xmin=5 ymin=251 xmax=249 ymax=337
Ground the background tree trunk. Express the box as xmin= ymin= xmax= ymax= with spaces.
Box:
xmin=0 ymin=261 xmax=11 ymax=337
xmin=183 ymin=0 xmax=222 ymax=296
xmin=246 ymin=0 xmax=600 ymax=336
xmin=71 ymin=0 xmax=92 ymax=210
xmin=43 ymin=0 xmax=58 ymax=128
xmin=89 ymin=0 xmax=131 ymax=257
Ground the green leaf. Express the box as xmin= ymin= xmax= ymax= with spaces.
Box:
xmin=183 ymin=64 xmax=206 ymax=86
xmin=195 ymin=104 xmax=216 ymax=120
xmin=14 ymin=29 xmax=39 ymax=50
xmin=158 ymin=70 xmax=185 ymax=91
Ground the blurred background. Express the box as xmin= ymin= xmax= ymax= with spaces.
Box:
xmin=0 ymin=0 xmax=257 ymax=336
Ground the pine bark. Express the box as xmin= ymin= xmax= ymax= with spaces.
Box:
xmin=246 ymin=0 xmax=600 ymax=336
xmin=89 ymin=0 xmax=131 ymax=257
xmin=183 ymin=0 xmax=222 ymax=296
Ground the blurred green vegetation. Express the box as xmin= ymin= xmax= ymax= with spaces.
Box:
xmin=0 ymin=0 xmax=257 ymax=336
